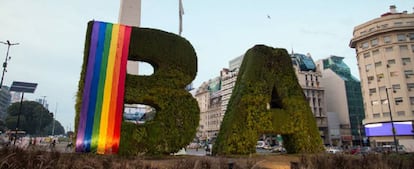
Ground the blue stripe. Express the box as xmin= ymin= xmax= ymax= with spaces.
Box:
xmin=84 ymin=22 xmax=107 ymax=152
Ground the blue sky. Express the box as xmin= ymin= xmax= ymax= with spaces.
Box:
xmin=0 ymin=1 xmax=412 ymax=131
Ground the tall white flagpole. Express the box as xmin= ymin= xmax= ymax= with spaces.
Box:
xmin=179 ymin=0 xmax=184 ymax=36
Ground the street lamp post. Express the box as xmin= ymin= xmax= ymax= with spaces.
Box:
xmin=0 ymin=40 xmax=19 ymax=88
xmin=355 ymin=115 xmax=363 ymax=146
xmin=385 ymin=87 xmax=399 ymax=153
xmin=10 ymin=81 xmax=37 ymax=145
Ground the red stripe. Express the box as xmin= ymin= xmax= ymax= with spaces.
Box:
xmin=113 ymin=26 xmax=131 ymax=153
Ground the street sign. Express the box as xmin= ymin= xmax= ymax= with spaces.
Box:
xmin=10 ymin=81 xmax=37 ymax=93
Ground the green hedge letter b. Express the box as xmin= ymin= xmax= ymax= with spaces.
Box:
xmin=75 ymin=21 xmax=199 ymax=156
xmin=213 ymin=45 xmax=324 ymax=155
xmin=119 ymin=28 xmax=200 ymax=155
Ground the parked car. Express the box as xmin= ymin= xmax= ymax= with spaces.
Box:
xmin=326 ymin=147 xmax=343 ymax=154
xmin=256 ymin=141 xmax=270 ymax=149
xmin=0 ymin=135 xmax=10 ymax=146
xmin=272 ymin=146 xmax=287 ymax=153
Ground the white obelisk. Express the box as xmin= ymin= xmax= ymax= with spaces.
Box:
xmin=119 ymin=0 xmax=141 ymax=75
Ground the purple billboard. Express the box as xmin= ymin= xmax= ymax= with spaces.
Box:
xmin=365 ymin=121 xmax=414 ymax=137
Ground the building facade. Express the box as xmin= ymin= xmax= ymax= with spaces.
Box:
xmin=350 ymin=6 xmax=414 ymax=146
xmin=194 ymin=77 xmax=223 ymax=142
xmin=291 ymin=53 xmax=329 ymax=144
xmin=0 ymin=86 xmax=11 ymax=120
xmin=316 ymin=56 xmax=365 ymax=146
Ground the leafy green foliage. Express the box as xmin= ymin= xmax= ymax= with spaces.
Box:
xmin=75 ymin=22 xmax=199 ymax=156
xmin=6 ymin=101 xmax=65 ymax=136
xmin=213 ymin=45 xmax=324 ymax=155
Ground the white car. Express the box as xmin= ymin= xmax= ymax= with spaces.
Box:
xmin=326 ymin=147 xmax=343 ymax=154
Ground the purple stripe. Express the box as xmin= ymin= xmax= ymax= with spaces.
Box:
xmin=76 ymin=21 xmax=100 ymax=152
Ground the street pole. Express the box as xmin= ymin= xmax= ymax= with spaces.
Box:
xmin=385 ymin=87 xmax=399 ymax=153
xmin=39 ymin=96 xmax=46 ymax=136
xmin=52 ymin=102 xmax=57 ymax=136
xmin=0 ymin=40 xmax=19 ymax=88
xmin=13 ymin=92 xmax=24 ymax=145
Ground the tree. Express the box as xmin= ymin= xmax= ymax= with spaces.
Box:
xmin=43 ymin=120 xmax=65 ymax=136
xmin=6 ymin=101 xmax=55 ymax=136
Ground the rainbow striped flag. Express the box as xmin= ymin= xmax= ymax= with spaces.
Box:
xmin=76 ymin=21 xmax=131 ymax=154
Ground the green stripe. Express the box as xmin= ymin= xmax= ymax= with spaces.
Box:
xmin=90 ymin=23 xmax=113 ymax=152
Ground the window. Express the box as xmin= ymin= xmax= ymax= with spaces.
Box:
xmin=369 ymin=88 xmax=376 ymax=95
xmin=366 ymin=64 xmax=372 ymax=72
xmin=372 ymin=49 xmax=380 ymax=55
xmin=383 ymin=112 xmax=390 ymax=117
xmin=371 ymin=38 xmax=378 ymax=46
xmin=388 ymin=59 xmax=396 ymax=65
xmin=390 ymin=71 xmax=399 ymax=77
xmin=361 ymin=42 xmax=369 ymax=49
xmin=412 ymin=45 xmax=414 ymax=53
xmin=377 ymin=73 xmax=384 ymax=81
xmin=408 ymin=83 xmax=414 ymax=90
xmin=397 ymin=111 xmax=406 ymax=116
xmin=375 ymin=61 xmax=382 ymax=67
xmin=392 ymin=84 xmax=401 ymax=90
xmin=395 ymin=97 xmax=403 ymax=105
xmin=381 ymin=99 xmax=388 ymax=104
xmin=394 ymin=22 xmax=403 ymax=26
xmin=379 ymin=86 xmax=386 ymax=91
xmin=410 ymin=97 xmax=414 ymax=105
xmin=400 ymin=45 xmax=409 ymax=51
xmin=363 ymin=52 xmax=370 ymax=58
xmin=397 ymin=34 xmax=406 ymax=41
xmin=385 ymin=47 xmax=393 ymax=52
xmin=384 ymin=36 xmax=392 ymax=43
xmin=371 ymin=100 xmax=379 ymax=105
xmin=410 ymin=33 xmax=414 ymax=41
xmin=367 ymin=76 xmax=374 ymax=83
xmin=405 ymin=70 xmax=414 ymax=78
xmin=402 ymin=58 xmax=411 ymax=65
xmin=373 ymin=113 xmax=380 ymax=118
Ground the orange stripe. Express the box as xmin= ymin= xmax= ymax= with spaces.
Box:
xmin=112 ymin=26 xmax=131 ymax=153
xmin=105 ymin=25 xmax=125 ymax=153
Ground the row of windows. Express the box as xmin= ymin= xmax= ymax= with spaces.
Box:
xmin=361 ymin=45 xmax=414 ymax=60
xmin=360 ymin=21 xmax=414 ymax=36
xmin=364 ymin=58 xmax=411 ymax=72
xmin=367 ymin=83 xmax=414 ymax=95
xmin=360 ymin=33 xmax=414 ymax=49
xmin=371 ymin=111 xmax=414 ymax=118
xmin=304 ymin=74 xmax=319 ymax=81
xmin=366 ymin=70 xmax=414 ymax=83
xmin=369 ymin=96 xmax=414 ymax=106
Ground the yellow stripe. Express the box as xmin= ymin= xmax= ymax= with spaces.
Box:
xmin=97 ymin=24 xmax=120 ymax=154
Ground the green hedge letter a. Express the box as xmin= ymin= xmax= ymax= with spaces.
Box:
xmin=213 ymin=45 xmax=324 ymax=155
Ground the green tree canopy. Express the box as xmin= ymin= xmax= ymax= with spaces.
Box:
xmin=6 ymin=101 xmax=65 ymax=136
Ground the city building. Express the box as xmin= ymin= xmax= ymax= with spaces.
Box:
xmin=350 ymin=5 xmax=414 ymax=146
xmin=0 ymin=86 xmax=11 ymax=120
xmin=194 ymin=53 xmax=330 ymax=144
xmin=316 ymin=55 xmax=365 ymax=146
xmin=194 ymin=77 xmax=222 ymax=142
xmin=291 ymin=53 xmax=329 ymax=144
xmin=220 ymin=55 xmax=243 ymax=114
